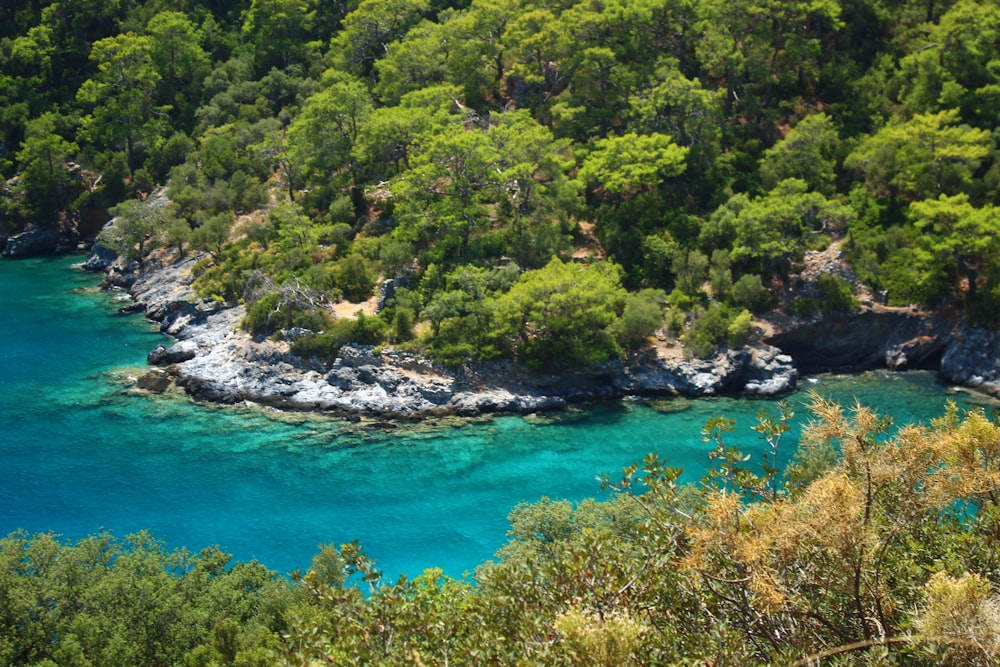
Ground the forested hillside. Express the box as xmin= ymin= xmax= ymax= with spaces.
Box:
xmin=3 ymin=0 xmax=999 ymax=364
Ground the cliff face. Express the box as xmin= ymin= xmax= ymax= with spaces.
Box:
xmin=765 ymin=309 xmax=953 ymax=373
xmin=941 ymin=325 xmax=1000 ymax=397
xmin=766 ymin=306 xmax=1000 ymax=400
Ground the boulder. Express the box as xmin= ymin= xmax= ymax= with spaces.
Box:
xmin=147 ymin=340 xmax=198 ymax=365
xmin=135 ymin=370 xmax=173 ymax=393
xmin=2 ymin=226 xmax=61 ymax=257
xmin=83 ymin=239 xmax=118 ymax=272
xmin=176 ymin=374 xmax=243 ymax=404
xmin=739 ymin=347 xmax=799 ymax=396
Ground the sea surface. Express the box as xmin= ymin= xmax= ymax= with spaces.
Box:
xmin=0 ymin=256 xmax=995 ymax=580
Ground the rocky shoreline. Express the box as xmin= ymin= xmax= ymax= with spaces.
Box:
xmin=86 ymin=248 xmax=801 ymax=418
xmin=79 ymin=243 xmax=1000 ymax=419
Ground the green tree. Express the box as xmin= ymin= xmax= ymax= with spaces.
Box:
xmin=287 ymin=74 xmax=372 ymax=195
xmin=14 ymin=112 xmax=78 ymax=216
xmin=893 ymin=0 xmax=1000 ymax=123
xmin=392 ymin=121 xmax=502 ymax=262
xmin=501 ymin=8 xmax=571 ymax=112
xmin=672 ymin=248 xmax=708 ymax=297
xmin=335 ymin=253 xmax=376 ymax=302
xmin=486 ymin=110 xmax=579 ymax=267
xmin=579 ymin=132 xmax=688 ymax=199
xmin=728 ymin=179 xmax=854 ymax=276
xmin=439 ymin=0 xmax=519 ymax=105
xmin=352 ymin=84 xmax=459 ymax=182
xmin=76 ymin=32 xmax=168 ymax=177
xmin=845 ymin=109 xmax=993 ymax=201
xmin=615 ymin=288 xmax=665 ymax=353
xmin=165 ymin=217 xmax=192 ymax=256
xmin=0 ymin=531 xmax=287 ymax=667
xmin=488 ymin=258 xmax=627 ymax=369
xmin=730 ymin=272 xmax=772 ymax=312
xmin=372 ymin=19 xmax=450 ymax=105
xmin=694 ymin=0 xmax=842 ymax=117
xmin=190 ymin=212 xmax=232 ymax=259
xmin=909 ymin=194 xmax=1000 ymax=303
xmin=759 ymin=113 xmax=840 ymax=195
xmin=329 ymin=0 xmax=430 ymax=79
xmin=241 ymin=0 xmax=314 ymax=71
xmin=709 ymin=248 xmax=733 ymax=296
xmin=100 ymin=198 xmax=169 ymax=263
xmin=629 ymin=57 xmax=725 ymax=205
xmin=144 ymin=11 xmax=210 ymax=131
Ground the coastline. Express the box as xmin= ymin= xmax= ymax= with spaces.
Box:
xmin=80 ymin=243 xmax=1000 ymax=420
xmin=90 ymin=248 xmax=802 ymax=419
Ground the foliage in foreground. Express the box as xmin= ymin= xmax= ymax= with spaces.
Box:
xmin=3 ymin=398 xmax=1000 ymax=665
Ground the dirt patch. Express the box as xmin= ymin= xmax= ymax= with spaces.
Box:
xmin=331 ymin=296 xmax=379 ymax=320
xmin=648 ymin=335 xmax=686 ymax=362
xmin=573 ymin=220 xmax=606 ymax=261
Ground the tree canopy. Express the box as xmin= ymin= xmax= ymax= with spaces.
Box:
xmin=3 ymin=0 xmax=1000 ymax=360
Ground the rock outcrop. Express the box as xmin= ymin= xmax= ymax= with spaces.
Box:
xmin=102 ymin=248 xmax=800 ymax=418
xmin=940 ymin=324 xmax=1000 ymax=397
xmin=2 ymin=225 xmax=63 ymax=258
xmin=92 ymin=235 xmax=999 ymax=418
xmin=765 ymin=309 xmax=952 ymax=373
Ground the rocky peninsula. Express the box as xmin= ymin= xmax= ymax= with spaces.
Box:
xmin=75 ymin=237 xmax=999 ymax=420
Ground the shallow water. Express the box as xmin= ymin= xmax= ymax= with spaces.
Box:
xmin=0 ymin=256 xmax=993 ymax=580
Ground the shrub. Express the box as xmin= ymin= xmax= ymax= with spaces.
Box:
xmin=290 ymin=333 xmax=342 ymax=358
xmin=329 ymin=313 xmax=388 ymax=346
xmin=334 ymin=254 xmax=376 ymax=302
xmin=242 ymin=287 xmax=332 ymax=335
xmin=726 ymin=308 xmax=753 ymax=348
xmin=391 ymin=307 xmax=415 ymax=343
xmin=789 ymin=297 xmax=819 ymax=317
xmin=815 ymin=273 xmax=858 ymax=314
xmin=665 ymin=308 xmax=686 ymax=337
xmin=427 ymin=342 xmax=476 ymax=366
xmin=684 ymin=303 xmax=752 ymax=358
xmin=730 ymin=273 xmax=773 ymax=312
xmin=615 ymin=292 xmax=665 ymax=352
xmin=666 ymin=287 xmax=694 ymax=312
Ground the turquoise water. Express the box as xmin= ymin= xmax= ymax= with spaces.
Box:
xmin=1 ymin=256 xmax=995 ymax=580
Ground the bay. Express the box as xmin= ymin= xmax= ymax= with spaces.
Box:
xmin=0 ymin=256 xmax=994 ymax=581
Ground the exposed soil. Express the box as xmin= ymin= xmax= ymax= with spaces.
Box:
xmin=331 ymin=296 xmax=378 ymax=319
xmin=573 ymin=220 xmax=606 ymax=261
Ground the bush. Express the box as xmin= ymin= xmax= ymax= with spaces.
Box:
xmin=615 ymin=291 xmax=665 ymax=351
xmin=391 ymin=307 xmax=415 ymax=343
xmin=665 ymin=307 xmax=686 ymax=337
xmin=242 ymin=288 xmax=332 ymax=335
xmin=789 ymin=297 xmax=819 ymax=317
xmin=815 ymin=273 xmax=859 ymax=314
xmin=329 ymin=312 xmax=389 ymax=346
xmin=335 ymin=254 xmax=376 ymax=302
xmin=427 ymin=342 xmax=476 ymax=366
xmin=684 ymin=302 xmax=752 ymax=358
xmin=290 ymin=333 xmax=342 ymax=358
xmin=666 ymin=287 xmax=694 ymax=312
xmin=726 ymin=308 xmax=753 ymax=348
xmin=730 ymin=273 xmax=773 ymax=312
